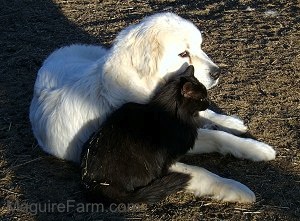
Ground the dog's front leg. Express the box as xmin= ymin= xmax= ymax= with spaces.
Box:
xmin=199 ymin=109 xmax=248 ymax=135
xmin=188 ymin=128 xmax=276 ymax=161
xmin=170 ymin=162 xmax=255 ymax=203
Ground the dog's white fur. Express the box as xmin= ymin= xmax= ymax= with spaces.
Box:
xmin=30 ymin=13 xmax=275 ymax=203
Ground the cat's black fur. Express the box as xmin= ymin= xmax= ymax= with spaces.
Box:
xmin=80 ymin=65 xmax=209 ymax=204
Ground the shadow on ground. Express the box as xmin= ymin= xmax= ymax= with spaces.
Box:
xmin=0 ymin=0 xmax=299 ymax=220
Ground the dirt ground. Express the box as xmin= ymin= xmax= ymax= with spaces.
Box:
xmin=0 ymin=0 xmax=299 ymax=220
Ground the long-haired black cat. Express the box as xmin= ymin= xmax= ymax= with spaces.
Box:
xmin=81 ymin=65 xmax=209 ymax=204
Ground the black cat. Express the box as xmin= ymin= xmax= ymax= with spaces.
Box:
xmin=80 ymin=65 xmax=209 ymax=204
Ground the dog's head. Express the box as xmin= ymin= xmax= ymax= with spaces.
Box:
xmin=150 ymin=13 xmax=220 ymax=89
xmin=110 ymin=12 xmax=220 ymax=93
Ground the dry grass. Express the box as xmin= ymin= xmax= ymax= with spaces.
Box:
xmin=0 ymin=0 xmax=299 ymax=220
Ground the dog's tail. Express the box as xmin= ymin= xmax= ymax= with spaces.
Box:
xmin=126 ymin=172 xmax=191 ymax=204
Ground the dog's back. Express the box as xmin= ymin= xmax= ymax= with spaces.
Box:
xmin=34 ymin=45 xmax=106 ymax=97
xmin=30 ymin=45 xmax=108 ymax=161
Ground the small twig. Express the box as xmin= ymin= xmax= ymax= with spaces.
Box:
xmin=264 ymin=205 xmax=290 ymax=209
xmin=124 ymin=218 xmax=142 ymax=220
xmin=273 ymin=116 xmax=299 ymax=121
xmin=31 ymin=142 xmax=39 ymax=150
xmin=8 ymin=122 xmax=12 ymax=131
xmin=0 ymin=187 xmax=22 ymax=196
xmin=224 ymin=9 xmax=239 ymax=13
xmin=243 ymin=211 xmax=262 ymax=214
xmin=10 ymin=157 xmax=44 ymax=169
xmin=234 ymin=207 xmax=249 ymax=211
xmin=229 ymin=38 xmax=248 ymax=42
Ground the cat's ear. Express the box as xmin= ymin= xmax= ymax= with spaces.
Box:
xmin=184 ymin=65 xmax=195 ymax=77
xmin=181 ymin=82 xmax=196 ymax=98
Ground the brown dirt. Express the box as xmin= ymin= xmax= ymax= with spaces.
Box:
xmin=0 ymin=0 xmax=299 ymax=220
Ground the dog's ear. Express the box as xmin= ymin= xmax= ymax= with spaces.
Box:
xmin=131 ymin=30 xmax=162 ymax=76
xmin=181 ymin=81 xmax=196 ymax=98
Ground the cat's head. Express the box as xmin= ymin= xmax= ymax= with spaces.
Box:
xmin=179 ymin=65 xmax=209 ymax=113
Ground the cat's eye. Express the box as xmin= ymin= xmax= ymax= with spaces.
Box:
xmin=178 ymin=51 xmax=190 ymax=58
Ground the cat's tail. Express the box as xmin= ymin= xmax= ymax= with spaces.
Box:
xmin=127 ymin=172 xmax=191 ymax=204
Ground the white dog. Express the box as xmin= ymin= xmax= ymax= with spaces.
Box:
xmin=30 ymin=13 xmax=275 ymax=203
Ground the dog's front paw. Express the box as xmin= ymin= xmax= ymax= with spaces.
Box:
xmin=221 ymin=115 xmax=248 ymax=135
xmin=242 ymin=139 xmax=276 ymax=161
xmin=200 ymin=110 xmax=248 ymax=135
xmin=182 ymin=164 xmax=256 ymax=203
xmin=212 ymin=178 xmax=256 ymax=203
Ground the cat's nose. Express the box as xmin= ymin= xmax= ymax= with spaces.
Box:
xmin=199 ymin=97 xmax=210 ymax=111
xmin=210 ymin=66 xmax=221 ymax=80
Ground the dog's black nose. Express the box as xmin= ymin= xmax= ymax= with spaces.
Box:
xmin=210 ymin=66 xmax=221 ymax=80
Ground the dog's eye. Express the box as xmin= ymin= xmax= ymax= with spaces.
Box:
xmin=179 ymin=51 xmax=190 ymax=58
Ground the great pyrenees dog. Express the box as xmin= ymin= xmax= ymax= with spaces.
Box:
xmin=30 ymin=13 xmax=275 ymax=203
